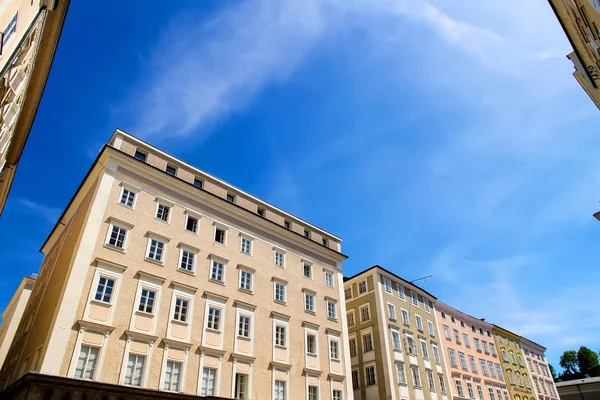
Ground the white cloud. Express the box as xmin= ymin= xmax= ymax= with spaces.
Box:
xmin=17 ymin=199 xmax=61 ymax=224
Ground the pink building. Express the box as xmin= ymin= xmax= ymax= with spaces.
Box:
xmin=521 ymin=338 xmax=560 ymax=400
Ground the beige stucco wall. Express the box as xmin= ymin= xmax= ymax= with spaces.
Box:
xmin=0 ymin=277 xmax=34 ymax=368
xmin=0 ymin=0 xmax=41 ymax=73
xmin=494 ymin=328 xmax=535 ymax=400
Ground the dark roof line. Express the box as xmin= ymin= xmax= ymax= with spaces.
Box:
xmin=344 ymin=265 xmax=437 ymax=300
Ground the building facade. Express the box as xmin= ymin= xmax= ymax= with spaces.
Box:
xmin=344 ymin=266 xmax=450 ymax=400
xmin=547 ymin=0 xmax=600 ymax=109
xmin=0 ymin=276 xmax=35 ymax=367
xmin=435 ymin=303 xmax=510 ymax=400
xmin=0 ymin=130 xmax=352 ymax=400
xmin=493 ymin=326 xmax=535 ymax=400
xmin=520 ymin=338 xmax=559 ymax=400
xmin=0 ymin=0 xmax=70 ymax=215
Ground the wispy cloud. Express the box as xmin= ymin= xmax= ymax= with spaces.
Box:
xmin=17 ymin=199 xmax=61 ymax=224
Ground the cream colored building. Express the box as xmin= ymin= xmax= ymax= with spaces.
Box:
xmin=0 ymin=276 xmax=35 ymax=368
xmin=0 ymin=0 xmax=70 ymax=215
xmin=344 ymin=266 xmax=451 ymax=400
xmin=548 ymin=0 xmax=600 ymax=109
xmin=0 ymin=129 xmax=352 ymax=400
xmin=493 ymin=326 xmax=536 ymax=400
xmin=520 ymin=338 xmax=560 ymax=400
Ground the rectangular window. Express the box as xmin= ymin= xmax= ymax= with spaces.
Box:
xmin=463 ymin=333 xmax=470 ymax=347
xmin=466 ymin=380 xmax=475 ymax=399
xmin=308 ymin=334 xmax=317 ymax=354
xmin=193 ymin=177 xmax=203 ymax=188
xmin=275 ymin=325 xmax=286 ymax=347
xmin=95 ymin=277 xmax=115 ymax=303
xmin=363 ymin=333 xmax=373 ymax=352
xmin=332 ymin=389 xmax=342 ymax=400
xmin=358 ymin=280 xmax=367 ymax=294
xmin=347 ymin=311 xmax=355 ymax=328
xmin=421 ymin=341 xmax=429 ymax=360
xmin=383 ymin=277 xmax=392 ymax=292
xmin=474 ymin=338 xmax=481 ymax=351
xmin=322 ymin=237 xmax=329 ymax=247
xmin=397 ymin=285 xmax=405 ymax=298
xmin=406 ymin=337 xmax=417 ymax=355
xmin=483 ymin=341 xmax=490 ymax=353
xmin=134 ymin=150 xmax=147 ymax=162
xmin=454 ymin=329 xmax=461 ymax=344
xmin=433 ymin=345 xmax=440 ymax=364
xmin=308 ymin=385 xmax=318 ymax=400
xmin=330 ymin=340 xmax=340 ymax=360
xmin=240 ymin=237 xmax=252 ymax=254
xmin=257 ymin=207 xmax=265 ymax=217
xmin=201 ymin=368 xmax=216 ymax=395
xmin=496 ymin=364 xmax=503 ymax=380
xmin=469 ymin=355 xmax=477 ymax=372
xmin=238 ymin=315 xmax=251 ymax=337
xmin=235 ymin=374 xmax=247 ymax=399
xmin=480 ymin=359 xmax=489 ymax=375
xmin=207 ymin=307 xmax=221 ymax=331
xmin=124 ymin=354 xmax=145 ymax=386
xmin=108 ymin=224 xmax=127 ymax=248
xmin=147 ymin=239 xmax=165 ymax=261
xmin=477 ymin=384 xmax=484 ymax=400
xmin=239 ymin=270 xmax=253 ymax=291
xmin=360 ymin=305 xmax=370 ymax=322
xmin=427 ymin=370 xmax=435 ymax=391
xmin=74 ymin=345 xmax=98 ymax=379
xmin=274 ymin=281 xmax=286 ymax=303
xmin=344 ymin=288 xmax=352 ymax=300
xmin=284 ymin=220 xmax=291 ymax=229
xmin=449 ymin=349 xmax=457 ymax=367
xmin=211 ymin=260 xmax=225 ymax=282
xmin=424 ymin=299 xmax=431 ymax=312
xmin=165 ymin=164 xmax=177 ymax=176
xmin=460 ymin=352 xmax=468 ymax=370
xmin=455 ymin=379 xmax=464 ymax=397
xmin=439 ymin=374 xmax=446 ymax=393
xmin=397 ymin=363 xmax=407 ymax=384
xmin=214 ymin=227 xmax=226 ymax=244
xmin=401 ymin=309 xmax=410 ymax=326
xmin=180 ymin=249 xmax=195 ymax=272
xmin=156 ymin=203 xmax=170 ymax=222
xmin=415 ymin=315 xmax=423 ymax=331
xmin=173 ymin=298 xmax=189 ymax=322
xmin=303 ymin=264 xmax=312 ymax=279
xmin=185 ymin=215 xmax=198 ymax=233
xmin=305 ymin=293 xmax=315 ymax=312
xmin=411 ymin=366 xmax=421 ymax=387
xmin=392 ymin=331 xmax=401 ymax=351
xmin=163 ymin=360 xmax=181 ymax=392
xmin=444 ymin=325 xmax=451 ymax=339
xmin=226 ymin=193 xmax=236 ymax=203
xmin=488 ymin=361 xmax=496 ymax=378
xmin=388 ymin=303 xmax=396 ymax=320
xmin=366 ymin=366 xmax=377 ymax=386
xmin=349 ymin=338 xmax=357 ymax=357
xmin=275 ymin=380 xmax=286 ymax=400
xmin=325 ymin=271 xmax=334 ymax=287
xmin=490 ymin=343 xmax=497 ymax=356
xmin=120 ymin=188 xmax=136 ymax=207
xmin=138 ymin=289 xmax=155 ymax=314
xmin=352 ymin=370 xmax=359 ymax=389
xmin=304 ymin=229 xmax=311 ymax=238
xmin=428 ymin=320 xmax=434 ymax=335
xmin=411 ymin=292 xmax=419 ymax=306
xmin=327 ymin=301 xmax=337 ymax=319
xmin=275 ymin=251 xmax=285 ymax=268
xmin=488 ymin=387 xmax=496 ymax=400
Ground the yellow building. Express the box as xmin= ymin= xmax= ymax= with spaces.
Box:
xmin=493 ymin=325 xmax=536 ymax=400
xmin=0 ymin=129 xmax=352 ymax=400
xmin=0 ymin=0 xmax=70 ymax=215
xmin=548 ymin=0 xmax=600 ymax=109
xmin=0 ymin=276 xmax=35 ymax=368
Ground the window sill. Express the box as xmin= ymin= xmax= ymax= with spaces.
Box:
xmin=240 ymin=251 xmax=252 ymax=257
xmin=103 ymin=244 xmax=125 ymax=253
xmin=361 ymin=319 xmax=371 ymax=324
xmin=154 ymin=217 xmax=170 ymax=225
xmin=389 ymin=318 xmax=397 ymax=322
xmin=414 ymin=385 xmax=423 ymax=389
xmin=184 ymin=229 xmax=199 ymax=236
xmin=304 ymin=309 xmax=316 ymax=316
xmin=118 ymin=203 xmax=134 ymax=211
xmin=135 ymin=310 xmax=153 ymax=317
xmin=178 ymin=268 xmax=195 ymax=276
xmin=275 ymin=344 xmax=287 ymax=350
xmin=172 ymin=319 xmax=189 ymax=326
xmin=209 ymin=279 xmax=225 ymax=286
xmin=237 ymin=335 xmax=251 ymax=341
xmin=417 ymin=329 xmax=424 ymax=333
xmin=144 ymin=257 xmax=164 ymax=266
xmin=90 ymin=299 xmax=111 ymax=307
xmin=445 ymin=338 xmax=452 ymax=341
xmin=327 ymin=317 xmax=338 ymax=323
xmin=214 ymin=241 xmax=226 ymax=247
xmin=327 ymin=285 xmax=335 ymax=289
xmin=274 ymin=299 xmax=287 ymax=306
xmin=238 ymin=288 xmax=254 ymax=295
xmin=205 ymin=327 xmax=221 ymax=334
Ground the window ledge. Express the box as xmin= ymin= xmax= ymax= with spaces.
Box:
xmin=171 ymin=319 xmax=189 ymax=326
xmin=184 ymin=229 xmax=199 ymax=236
xmin=274 ymin=299 xmax=287 ymax=306
xmin=209 ymin=279 xmax=225 ymax=286
xmin=399 ymin=383 xmax=408 ymax=387
xmin=103 ymin=244 xmax=125 ymax=253
xmin=237 ymin=335 xmax=251 ymax=342
xmin=206 ymin=327 xmax=221 ymax=334
xmin=327 ymin=317 xmax=338 ymax=322
xmin=389 ymin=318 xmax=397 ymax=322
xmin=417 ymin=329 xmax=424 ymax=333
xmin=135 ymin=310 xmax=153 ymax=317
xmin=144 ymin=257 xmax=164 ymax=266
xmin=304 ymin=309 xmax=316 ymax=316
xmin=403 ymin=323 xmax=411 ymax=328
xmin=238 ymin=288 xmax=254 ymax=295
xmin=446 ymin=338 xmax=452 ymax=341
xmin=118 ymin=203 xmax=134 ymax=211
xmin=90 ymin=299 xmax=111 ymax=307
xmin=178 ymin=268 xmax=195 ymax=276
xmin=274 ymin=344 xmax=287 ymax=350
xmin=154 ymin=217 xmax=170 ymax=225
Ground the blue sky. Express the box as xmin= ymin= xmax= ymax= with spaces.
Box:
xmin=1 ymin=0 xmax=599 ymax=370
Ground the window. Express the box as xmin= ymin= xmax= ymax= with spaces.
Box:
xmin=307 ymin=334 xmax=317 ymax=354
xmin=147 ymin=238 xmax=165 ymax=262
xmin=74 ymin=345 xmax=98 ymax=379
xmin=235 ymin=374 xmax=247 ymax=399
xmin=180 ymin=249 xmax=195 ymax=272
xmin=163 ymin=361 xmax=181 ymax=391
xmin=274 ymin=281 xmax=286 ymax=303
xmin=455 ymin=378 xmax=464 ymax=397
xmin=415 ymin=315 xmax=423 ymax=331
xmin=474 ymin=338 xmax=481 ymax=351
xmin=226 ymin=193 xmax=236 ymax=203
xmin=411 ymin=366 xmax=421 ymax=387
xmin=411 ymin=292 xmax=419 ymax=306
xmin=185 ymin=215 xmax=198 ymax=233
xmin=327 ymin=301 xmax=337 ymax=319
xmin=238 ymin=315 xmax=250 ymax=337
xmin=304 ymin=229 xmax=311 ymax=238
xmin=173 ymin=298 xmax=189 ymax=322
xmin=433 ymin=345 xmax=440 ymax=364
xmin=200 ymin=368 xmax=216 ymax=395
xmin=392 ymin=331 xmax=401 ymax=351
xmin=322 ymin=238 xmax=329 ymax=247
xmin=134 ymin=150 xmax=147 ymax=162
xmin=275 ymin=325 xmax=286 ymax=346
xmin=427 ymin=370 xmax=435 ymax=391
xmin=211 ymin=260 xmax=225 ymax=282
xmin=366 ymin=366 xmax=376 ymax=386
xmin=472 ymin=325 xmax=477 ymax=333
xmin=348 ymin=338 xmax=357 ymax=357
xmin=240 ymin=237 xmax=252 ymax=255
xmin=397 ymin=285 xmax=405 ymax=298
xmin=303 ymin=263 xmax=312 ymax=279
xmin=460 ymin=352 xmax=468 ymax=370
xmin=428 ymin=320 xmax=434 ymax=335
xmin=424 ymin=299 xmax=431 ymax=312
xmin=449 ymin=349 xmax=457 ymax=367
xmin=460 ymin=321 xmax=465 ymax=328
xmin=488 ymin=361 xmax=497 ymax=378
xmin=393 ymin=363 xmax=406 ymax=385
xmin=463 ymin=333 xmax=470 ymax=347
xmin=308 ymin=385 xmax=318 ymax=400
xmin=401 ymin=309 xmax=410 ymax=326
xmin=346 ymin=311 xmax=356 ymax=329
xmin=344 ymin=288 xmax=352 ymax=300
xmin=477 ymin=384 xmax=485 ymax=400
xmin=363 ymin=333 xmax=373 ymax=352
xmin=108 ymin=224 xmax=127 ymax=248
xmin=358 ymin=280 xmax=367 ymax=294
xmin=165 ymin=164 xmax=177 ymax=176
xmin=444 ymin=325 xmax=451 ymax=339
xmin=441 ymin=311 xmax=446 ymax=319
xmin=257 ymin=207 xmax=265 ymax=217
xmin=305 ymin=293 xmax=315 ymax=312
xmin=138 ymin=289 xmax=156 ymax=314
xmin=439 ymin=374 xmax=446 ymax=393
xmin=352 ymin=370 xmax=360 ymax=389
xmin=421 ymin=341 xmax=429 ymax=360
xmin=383 ymin=277 xmax=392 ymax=292
xmin=284 ymin=220 xmax=291 ymax=229
xmin=406 ymin=337 xmax=417 ymax=355
xmin=275 ymin=251 xmax=285 ymax=268
xmin=207 ymin=307 xmax=221 ymax=331
xmin=239 ymin=270 xmax=253 ymax=291
xmin=332 ymin=390 xmax=342 ymax=400
xmin=454 ymin=329 xmax=461 ymax=344
xmin=124 ymin=354 xmax=145 ymax=386
xmin=360 ymin=305 xmax=370 ymax=322
xmin=156 ymin=203 xmax=170 ymax=222
xmin=325 ymin=271 xmax=334 ymax=287
xmin=466 ymin=380 xmax=475 ymax=399
xmin=483 ymin=341 xmax=489 ymax=353
xmin=193 ymin=177 xmax=203 ymax=188
xmin=469 ymin=355 xmax=477 ymax=373
xmin=275 ymin=380 xmax=286 ymax=400
xmin=488 ymin=386 xmax=496 ymax=400
xmin=119 ymin=187 xmax=136 ymax=207
xmin=330 ymin=340 xmax=340 ymax=360
xmin=487 ymin=330 xmax=492 ymax=337
xmin=490 ymin=343 xmax=497 ymax=356
xmin=388 ymin=303 xmax=397 ymax=320
xmin=479 ymin=328 xmax=484 ymax=335
xmin=95 ymin=277 xmax=115 ymax=303
xmin=480 ymin=359 xmax=489 ymax=375
xmin=214 ymin=227 xmax=226 ymax=244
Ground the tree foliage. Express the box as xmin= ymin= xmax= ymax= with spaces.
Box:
xmin=549 ymin=364 xmax=557 ymax=380
xmin=560 ymin=350 xmax=579 ymax=375
xmin=577 ymin=346 xmax=600 ymax=375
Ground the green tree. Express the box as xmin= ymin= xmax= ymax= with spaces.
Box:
xmin=549 ymin=364 xmax=558 ymax=380
xmin=577 ymin=346 xmax=600 ymax=375
xmin=560 ymin=350 xmax=579 ymax=375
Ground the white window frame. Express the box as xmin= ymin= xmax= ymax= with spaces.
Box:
xmin=387 ymin=303 xmax=397 ymax=321
xmin=273 ymin=279 xmax=287 ymax=304
xmin=237 ymin=265 xmax=255 ymax=293
xmin=383 ymin=277 xmax=392 ymax=293
xmin=396 ymin=362 xmax=407 ymax=385
xmin=145 ymin=234 xmax=168 ymax=263
xmin=274 ymin=249 xmax=285 ymax=268
xmin=415 ymin=315 xmax=423 ymax=331
xmin=209 ymin=256 xmax=227 ymax=284
xmin=397 ymin=284 xmax=405 ymax=299
xmin=304 ymin=290 xmax=316 ymax=313
xmin=240 ymin=234 xmax=253 ymax=256
xmin=73 ymin=344 xmax=101 ymax=380
xmin=178 ymin=245 xmax=198 ymax=274
xmin=303 ymin=261 xmax=313 ymax=279
xmin=118 ymin=184 xmax=138 ymax=209
xmin=427 ymin=320 xmax=434 ymax=335
xmin=401 ymin=309 xmax=410 ymax=326
xmin=155 ymin=199 xmax=173 ymax=224
xmin=184 ymin=211 xmax=200 ymax=234
xmin=359 ymin=304 xmax=371 ymax=323
xmin=329 ymin=338 xmax=340 ymax=361
xmin=362 ymin=328 xmax=374 ymax=353
xmin=213 ymin=223 xmax=228 ymax=245
xmin=326 ymin=298 xmax=337 ymax=320
xmin=391 ymin=329 xmax=402 ymax=352
xmin=411 ymin=292 xmax=419 ymax=306
xmin=365 ymin=364 xmax=377 ymax=386
xmin=105 ymin=219 xmax=131 ymax=250
xmin=206 ymin=306 xmax=223 ymax=332
xmin=347 ymin=310 xmax=356 ymax=328
xmin=358 ymin=280 xmax=367 ymax=294
xmin=201 ymin=294 xmax=227 ymax=350
xmin=325 ymin=269 xmax=335 ymax=288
